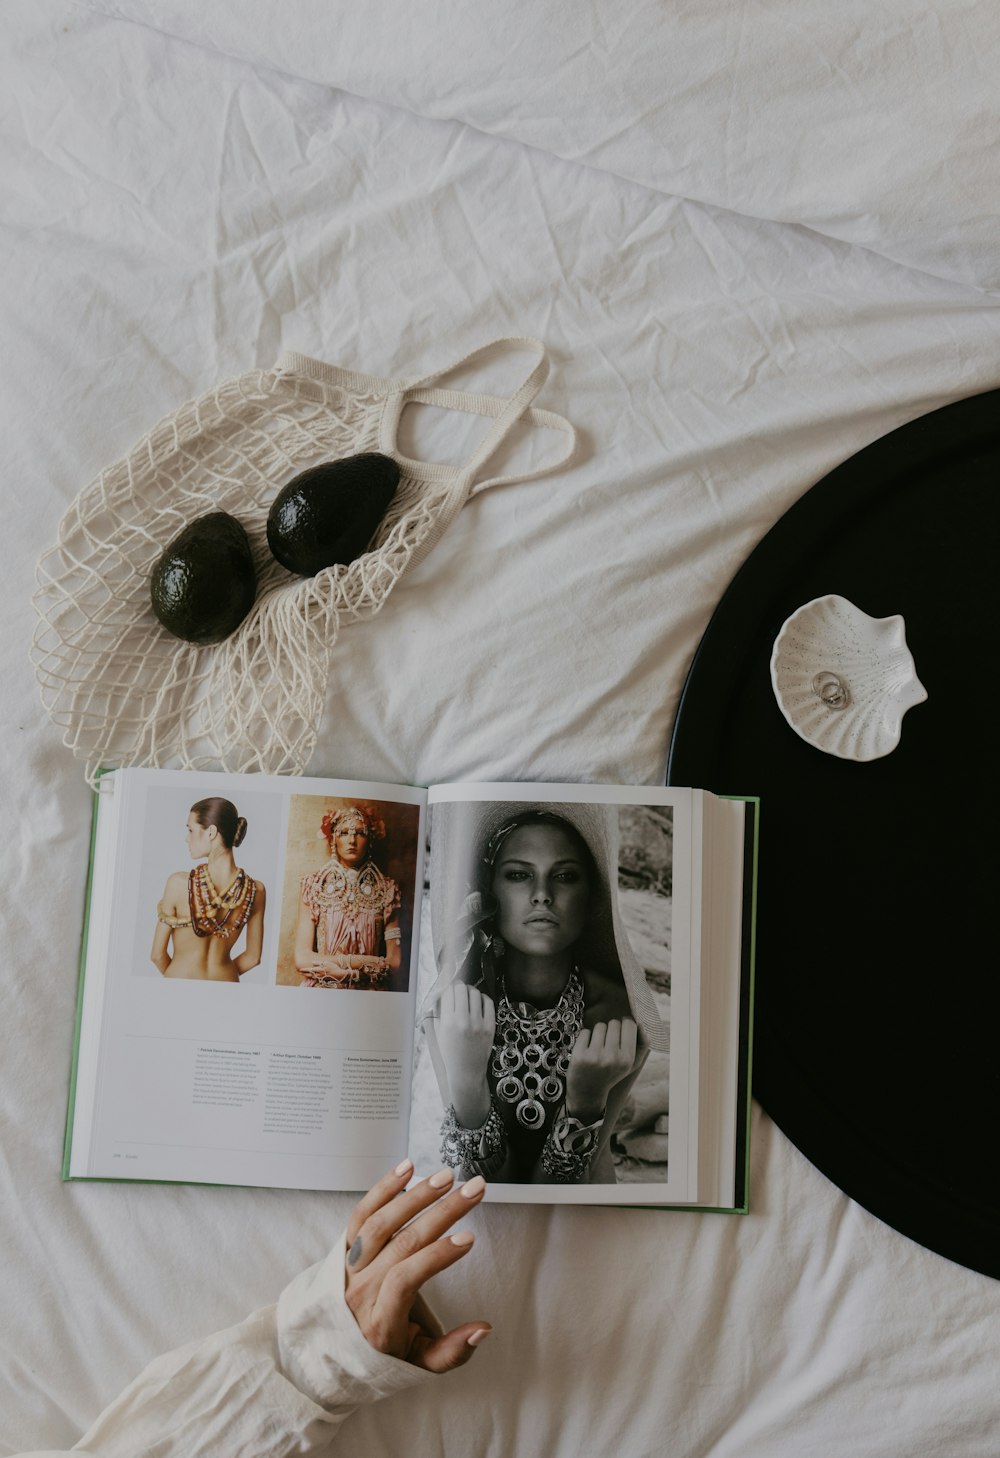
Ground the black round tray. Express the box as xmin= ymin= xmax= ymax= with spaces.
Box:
xmin=668 ymin=388 xmax=1000 ymax=1279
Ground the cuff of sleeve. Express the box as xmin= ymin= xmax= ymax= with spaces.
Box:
xmin=277 ymin=1231 xmax=437 ymax=1411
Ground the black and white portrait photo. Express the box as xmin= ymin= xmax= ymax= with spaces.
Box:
xmin=408 ymin=795 xmax=672 ymax=1188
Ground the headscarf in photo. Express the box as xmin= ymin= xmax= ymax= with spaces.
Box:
xmin=421 ymin=798 xmax=669 ymax=1053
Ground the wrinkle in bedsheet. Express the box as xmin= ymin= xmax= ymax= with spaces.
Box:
xmin=78 ymin=0 xmax=1000 ymax=291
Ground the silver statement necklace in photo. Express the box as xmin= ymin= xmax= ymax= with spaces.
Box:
xmin=315 ymin=859 xmax=386 ymax=915
xmin=492 ymin=971 xmax=584 ymax=1130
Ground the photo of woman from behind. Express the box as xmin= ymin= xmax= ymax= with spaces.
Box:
xmin=421 ymin=801 xmax=669 ymax=1184
xmin=151 ymin=798 xmax=266 ymax=982
xmin=294 ymin=804 xmax=403 ymax=990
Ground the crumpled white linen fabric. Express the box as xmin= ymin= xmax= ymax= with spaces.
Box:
xmin=81 ymin=0 xmax=1000 ymax=292
xmin=2 ymin=3 xmax=1000 ymax=1456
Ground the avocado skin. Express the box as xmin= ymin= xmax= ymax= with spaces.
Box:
xmin=266 ymin=453 xmax=400 ymax=577
xmin=150 ymin=511 xmax=257 ymax=645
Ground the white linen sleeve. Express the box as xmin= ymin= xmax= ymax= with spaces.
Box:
xmin=13 ymin=1232 xmax=434 ymax=1458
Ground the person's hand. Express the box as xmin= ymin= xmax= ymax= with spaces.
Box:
xmin=453 ymin=890 xmax=492 ymax=967
xmin=344 ymin=1160 xmax=491 ymax=1371
xmin=565 ymin=1018 xmax=638 ymax=1125
xmin=435 ymin=984 xmax=495 ymax=1125
xmin=302 ymin=956 xmax=354 ymax=982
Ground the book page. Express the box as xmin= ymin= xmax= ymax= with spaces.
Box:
xmin=70 ymin=769 xmax=425 ymax=1191
xmin=407 ymin=783 xmax=697 ymax=1206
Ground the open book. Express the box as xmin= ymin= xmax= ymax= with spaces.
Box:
xmin=66 ymin=769 xmax=757 ymax=1210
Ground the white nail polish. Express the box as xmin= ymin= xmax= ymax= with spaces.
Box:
xmin=467 ymin=1327 xmax=492 ymax=1346
xmin=394 ymin=1158 xmax=413 ymax=1177
xmin=429 ymin=1168 xmax=454 ymax=1189
xmin=460 ymin=1175 xmax=486 ymax=1198
xmin=450 ymin=1231 xmax=474 ymax=1247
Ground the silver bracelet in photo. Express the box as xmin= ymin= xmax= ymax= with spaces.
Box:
xmin=440 ymin=1101 xmax=507 ymax=1178
xmin=540 ymin=1109 xmax=605 ymax=1182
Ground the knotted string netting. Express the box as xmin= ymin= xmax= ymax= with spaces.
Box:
xmin=31 ymin=342 xmax=574 ymax=783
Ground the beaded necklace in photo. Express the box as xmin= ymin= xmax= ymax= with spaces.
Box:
xmin=492 ymin=970 xmax=583 ymax=1130
xmin=188 ymin=862 xmax=255 ymax=939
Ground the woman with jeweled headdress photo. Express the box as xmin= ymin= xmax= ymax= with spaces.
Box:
xmin=419 ymin=800 xmax=669 ymax=1184
xmin=293 ymin=802 xmax=404 ymax=990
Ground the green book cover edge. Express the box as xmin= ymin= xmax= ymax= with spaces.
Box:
xmin=62 ymin=777 xmax=105 ymax=1180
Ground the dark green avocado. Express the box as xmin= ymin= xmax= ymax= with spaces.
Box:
xmin=266 ymin=453 xmax=400 ymax=577
xmin=150 ymin=511 xmax=257 ymax=645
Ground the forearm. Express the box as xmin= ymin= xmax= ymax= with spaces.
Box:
xmin=293 ymin=907 xmax=318 ymax=972
xmin=563 ymin=1080 xmax=616 ymax=1133
xmin=14 ymin=1234 xmax=432 ymax=1458
xmin=565 ymin=1096 xmax=606 ymax=1125
xmin=151 ymin=931 xmax=172 ymax=976
xmin=449 ymin=1078 xmax=492 ymax=1131
xmin=302 ymin=954 xmax=386 ymax=972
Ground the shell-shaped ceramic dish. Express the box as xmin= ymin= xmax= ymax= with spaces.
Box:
xmin=770 ymin=594 xmax=927 ymax=761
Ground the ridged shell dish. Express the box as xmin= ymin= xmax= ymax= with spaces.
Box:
xmin=770 ymin=594 xmax=927 ymax=761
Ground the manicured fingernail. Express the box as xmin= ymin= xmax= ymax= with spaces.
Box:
xmin=467 ymin=1327 xmax=492 ymax=1347
xmin=450 ymin=1231 xmax=474 ymax=1247
xmin=394 ymin=1158 xmax=413 ymax=1177
xmin=460 ymin=1175 xmax=486 ymax=1199
xmin=429 ymin=1168 xmax=454 ymax=1189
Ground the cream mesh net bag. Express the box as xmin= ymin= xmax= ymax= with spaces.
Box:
xmin=32 ymin=338 xmax=574 ymax=784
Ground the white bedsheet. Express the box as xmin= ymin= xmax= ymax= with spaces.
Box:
xmin=2 ymin=3 xmax=999 ymax=1454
